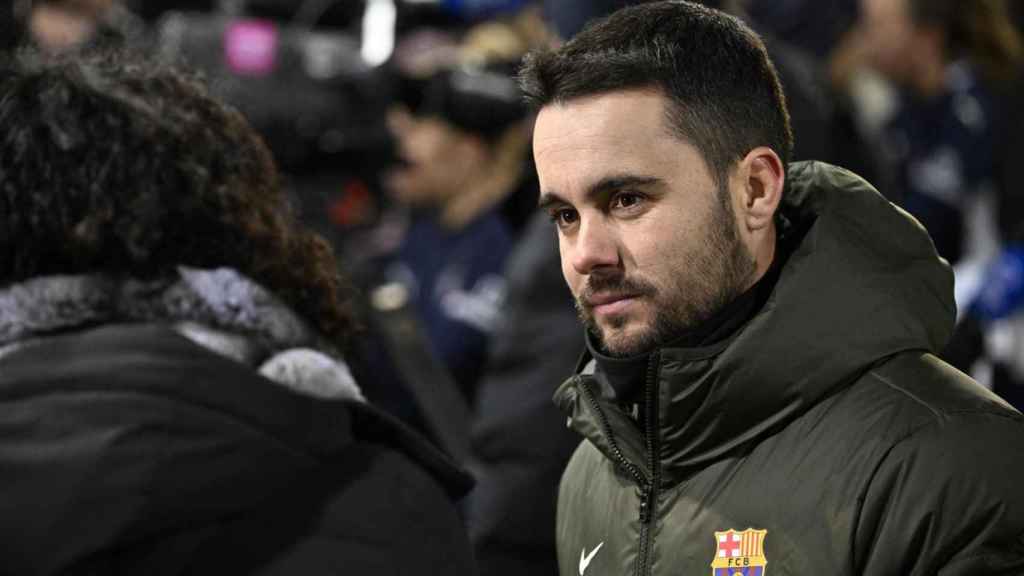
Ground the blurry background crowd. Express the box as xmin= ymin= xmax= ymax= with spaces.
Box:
xmin=3 ymin=0 xmax=1024 ymax=573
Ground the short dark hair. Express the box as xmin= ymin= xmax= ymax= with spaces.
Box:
xmin=0 ymin=49 xmax=356 ymax=348
xmin=519 ymin=0 xmax=793 ymax=186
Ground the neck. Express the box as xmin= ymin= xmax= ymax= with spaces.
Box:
xmin=439 ymin=162 xmax=521 ymax=230
xmin=588 ymin=249 xmax=783 ymax=403
xmin=439 ymin=126 xmax=528 ymax=230
xmin=745 ymin=224 xmax=778 ymax=292
xmin=912 ymin=52 xmax=949 ymax=98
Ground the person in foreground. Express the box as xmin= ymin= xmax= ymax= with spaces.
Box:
xmin=0 ymin=49 xmax=475 ymax=575
xmin=520 ymin=2 xmax=1024 ymax=575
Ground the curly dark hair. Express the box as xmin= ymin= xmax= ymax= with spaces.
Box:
xmin=0 ymin=48 xmax=356 ymax=348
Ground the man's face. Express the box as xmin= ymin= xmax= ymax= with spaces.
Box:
xmin=534 ymin=90 xmax=755 ymax=357
xmin=860 ymin=0 xmax=921 ymax=86
xmin=385 ymin=107 xmax=477 ymax=207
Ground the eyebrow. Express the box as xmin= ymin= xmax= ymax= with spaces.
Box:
xmin=537 ymin=174 xmax=663 ymax=210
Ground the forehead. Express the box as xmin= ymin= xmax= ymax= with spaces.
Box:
xmin=532 ymin=89 xmax=712 ymax=201
xmin=862 ymin=0 xmax=910 ymax=24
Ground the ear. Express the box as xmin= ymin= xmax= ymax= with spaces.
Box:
xmin=736 ymin=146 xmax=785 ymax=233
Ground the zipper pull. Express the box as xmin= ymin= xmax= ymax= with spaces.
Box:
xmin=639 ymin=484 xmax=654 ymax=524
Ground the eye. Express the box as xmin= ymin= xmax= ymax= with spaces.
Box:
xmin=549 ymin=207 xmax=579 ymax=229
xmin=611 ymin=192 xmax=644 ymax=211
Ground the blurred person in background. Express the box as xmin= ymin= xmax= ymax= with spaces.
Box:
xmin=745 ymin=0 xmax=859 ymax=61
xmin=522 ymin=2 xmax=1024 ymax=574
xmin=842 ymin=0 xmax=1024 ymax=408
xmin=699 ymin=0 xmax=881 ymax=183
xmin=0 ymin=48 xmax=475 ymax=575
xmin=370 ymin=19 xmax=534 ymax=401
xmin=848 ymin=0 xmax=1022 ymax=266
xmin=463 ymin=207 xmax=584 ymax=576
xmin=460 ymin=8 xmax=584 ymax=575
xmin=23 ymin=0 xmax=144 ymax=52
xmin=2 ymin=1 xmax=28 ymax=51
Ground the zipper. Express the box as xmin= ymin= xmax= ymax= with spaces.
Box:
xmin=577 ymin=375 xmax=649 ymax=490
xmin=636 ymin=351 xmax=661 ymax=576
xmin=574 ymin=355 xmax=661 ymax=576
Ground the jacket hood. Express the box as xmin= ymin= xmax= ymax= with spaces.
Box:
xmin=556 ymin=161 xmax=956 ymax=483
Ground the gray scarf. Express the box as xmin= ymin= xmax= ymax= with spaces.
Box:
xmin=0 ymin=267 xmax=363 ymax=402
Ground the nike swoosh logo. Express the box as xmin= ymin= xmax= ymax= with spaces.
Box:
xmin=579 ymin=541 xmax=605 ymax=575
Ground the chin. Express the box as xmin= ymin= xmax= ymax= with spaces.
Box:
xmin=598 ymin=323 xmax=658 ymax=358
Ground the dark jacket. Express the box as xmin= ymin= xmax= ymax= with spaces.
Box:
xmin=465 ymin=212 xmax=584 ymax=576
xmin=388 ymin=208 xmax=513 ymax=399
xmin=882 ymin=62 xmax=997 ymax=264
xmin=553 ymin=162 xmax=1024 ymax=576
xmin=0 ymin=270 xmax=476 ymax=575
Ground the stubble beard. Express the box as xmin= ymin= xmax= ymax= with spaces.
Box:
xmin=577 ymin=187 xmax=756 ymax=358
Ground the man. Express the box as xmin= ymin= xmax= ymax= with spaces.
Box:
xmin=519 ymin=2 xmax=1024 ymax=575
xmin=377 ymin=43 xmax=533 ymax=399
xmin=0 ymin=49 xmax=475 ymax=574
xmin=853 ymin=0 xmax=1020 ymax=266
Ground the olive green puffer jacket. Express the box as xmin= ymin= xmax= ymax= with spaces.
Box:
xmin=554 ymin=162 xmax=1024 ymax=576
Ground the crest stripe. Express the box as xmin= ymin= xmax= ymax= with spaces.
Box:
xmin=711 ymin=528 xmax=767 ymax=574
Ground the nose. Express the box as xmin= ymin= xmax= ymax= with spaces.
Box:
xmin=569 ymin=216 xmax=620 ymax=276
xmin=386 ymin=106 xmax=414 ymax=139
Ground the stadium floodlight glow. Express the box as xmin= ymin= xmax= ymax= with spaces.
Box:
xmin=362 ymin=0 xmax=397 ymax=66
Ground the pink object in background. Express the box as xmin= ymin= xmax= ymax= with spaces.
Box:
xmin=224 ymin=20 xmax=279 ymax=76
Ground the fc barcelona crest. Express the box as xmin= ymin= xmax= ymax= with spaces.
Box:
xmin=710 ymin=528 xmax=767 ymax=576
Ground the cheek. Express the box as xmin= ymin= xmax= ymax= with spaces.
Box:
xmin=628 ymin=217 xmax=692 ymax=271
xmin=559 ymin=239 xmax=583 ymax=294
xmin=409 ymin=123 xmax=451 ymax=160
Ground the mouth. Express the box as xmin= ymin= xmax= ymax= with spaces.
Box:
xmin=384 ymin=156 xmax=417 ymax=190
xmin=586 ymin=292 xmax=642 ymax=317
xmin=392 ymin=152 xmax=415 ymax=170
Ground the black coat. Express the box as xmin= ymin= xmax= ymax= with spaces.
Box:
xmin=465 ymin=212 xmax=584 ymax=576
xmin=0 ymin=323 xmax=476 ymax=575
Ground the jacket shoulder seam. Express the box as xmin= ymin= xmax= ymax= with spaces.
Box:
xmin=863 ymin=368 xmax=942 ymax=419
xmin=864 ymin=366 xmax=1017 ymax=423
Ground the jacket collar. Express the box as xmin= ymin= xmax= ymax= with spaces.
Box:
xmin=555 ymin=162 xmax=956 ymax=485
xmin=0 ymin=267 xmax=362 ymax=402
xmin=0 ymin=266 xmax=320 ymax=352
